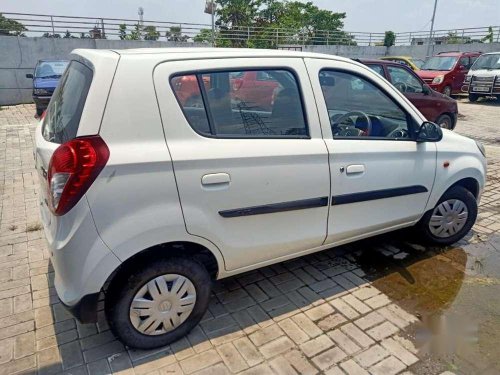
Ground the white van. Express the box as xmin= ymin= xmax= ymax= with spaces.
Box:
xmin=35 ymin=48 xmax=486 ymax=349
xmin=462 ymin=51 xmax=500 ymax=102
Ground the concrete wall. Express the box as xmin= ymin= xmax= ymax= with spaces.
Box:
xmin=2 ymin=36 xmax=500 ymax=106
xmin=303 ymin=42 xmax=500 ymax=60
xmin=0 ymin=36 xmax=207 ymax=106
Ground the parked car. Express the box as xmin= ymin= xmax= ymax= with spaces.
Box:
xmin=358 ymin=59 xmax=458 ymax=129
xmin=35 ymin=48 xmax=486 ymax=349
xmin=416 ymin=51 xmax=481 ymax=96
xmin=173 ymin=70 xmax=279 ymax=110
xmin=461 ymin=52 xmax=500 ymax=102
xmin=380 ymin=56 xmax=425 ymax=71
xmin=26 ymin=60 xmax=69 ymax=116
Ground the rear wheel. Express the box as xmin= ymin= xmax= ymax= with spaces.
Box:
xmin=416 ymin=186 xmax=477 ymax=246
xmin=436 ymin=114 xmax=453 ymax=130
xmin=443 ymin=85 xmax=452 ymax=97
xmin=468 ymin=93 xmax=479 ymax=102
xmin=106 ymin=257 xmax=212 ymax=349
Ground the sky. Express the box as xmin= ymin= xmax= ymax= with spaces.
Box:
xmin=1 ymin=0 xmax=499 ymax=33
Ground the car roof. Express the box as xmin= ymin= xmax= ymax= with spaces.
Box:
xmin=71 ymin=47 xmax=360 ymax=66
xmin=38 ymin=59 xmax=69 ymax=63
xmin=356 ymin=58 xmax=412 ymax=68
xmin=435 ymin=51 xmax=481 ymax=57
xmin=381 ymin=56 xmax=412 ymax=60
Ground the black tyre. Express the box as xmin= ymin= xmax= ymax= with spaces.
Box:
xmin=36 ymin=107 xmax=44 ymax=116
xmin=443 ymin=85 xmax=452 ymax=97
xmin=468 ymin=94 xmax=479 ymax=102
xmin=436 ymin=114 xmax=453 ymax=130
xmin=106 ymin=257 xmax=212 ymax=349
xmin=416 ymin=186 xmax=477 ymax=246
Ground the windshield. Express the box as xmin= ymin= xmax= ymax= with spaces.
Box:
xmin=413 ymin=59 xmax=425 ymax=69
xmin=35 ymin=61 xmax=69 ymax=78
xmin=421 ymin=56 xmax=458 ymax=71
xmin=471 ymin=54 xmax=500 ymax=70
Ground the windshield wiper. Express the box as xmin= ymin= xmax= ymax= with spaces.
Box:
xmin=39 ymin=75 xmax=61 ymax=79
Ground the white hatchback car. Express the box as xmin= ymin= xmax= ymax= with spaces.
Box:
xmin=35 ymin=48 xmax=486 ymax=349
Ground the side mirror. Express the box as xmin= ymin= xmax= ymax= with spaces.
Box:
xmin=416 ymin=121 xmax=443 ymax=142
xmin=459 ymin=65 xmax=466 ymax=71
xmin=26 ymin=73 xmax=33 ymax=79
xmin=422 ymin=85 xmax=431 ymax=95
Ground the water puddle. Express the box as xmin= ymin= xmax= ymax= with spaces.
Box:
xmin=349 ymin=233 xmax=500 ymax=374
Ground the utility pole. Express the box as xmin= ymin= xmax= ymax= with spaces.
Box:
xmin=426 ymin=0 xmax=438 ymax=59
xmin=204 ymin=0 xmax=216 ymax=47
xmin=138 ymin=7 xmax=144 ymax=40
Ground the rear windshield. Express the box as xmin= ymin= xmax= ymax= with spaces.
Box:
xmin=42 ymin=61 xmax=93 ymax=144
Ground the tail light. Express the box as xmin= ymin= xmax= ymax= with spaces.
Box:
xmin=48 ymin=136 xmax=109 ymax=216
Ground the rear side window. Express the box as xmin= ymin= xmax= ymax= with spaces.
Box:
xmin=170 ymin=69 xmax=308 ymax=138
xmin=42 ymin=61 xmax=93 ymax=144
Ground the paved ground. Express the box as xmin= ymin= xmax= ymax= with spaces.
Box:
xmin=0 ymin=100 xmax=499 ymax=375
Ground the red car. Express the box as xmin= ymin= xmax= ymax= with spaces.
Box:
xmin=172 ymin=71 xmax=278 ymax=110
xmin=416 ymin=51 xmax=481 ymax=96
xmin=359 ymin=59 xmax=458 ymax=129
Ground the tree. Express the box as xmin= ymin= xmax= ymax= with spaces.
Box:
xmin=128 ymin=23 xmax=141 ymax=40
xmin=383 ymin=31 xmax=396 ymax=47
xmin=144 ymin=25 xmax=160 ymax=41
xmin=481 ymin=26 xmax=494 ymax=43
xmin=63 ymin=30 xmax=73 ymax=38
xmin=0 ymin=13 xmax=27 ymax=36
xmin=42 ymin=32 xmax=61 ymax=38
xmin=193 ymin=28 xmax=213 ymax=43
xmin=166 ymin=26 xmax=188 ymax=42
xmin=118 ymin=24 xmax=128 ymax=40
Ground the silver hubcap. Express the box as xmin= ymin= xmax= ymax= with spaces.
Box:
xmin=129 ymin=274 xmax=196 ymax=336
xmin=439 ymin=119 xmax=451 ymax=129
xmin=429 ymin=199 xmax=468 ymax=238
xmin=444 ymin=87 xmax=451 ymax=97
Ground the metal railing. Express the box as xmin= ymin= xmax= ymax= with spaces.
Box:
xmin=1 ymin=12 xmax=499 ymax=47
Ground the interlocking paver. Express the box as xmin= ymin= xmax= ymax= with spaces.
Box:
xmin=0 ymin=102 xmax=498 ymax=374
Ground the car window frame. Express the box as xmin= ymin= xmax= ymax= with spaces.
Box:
xmin=169 ymin=67 xmax=311 ymax=140
xmin=386 ymin=64 xmax=424 ymax=94
xmin=366 ymin=64 xmax=385 ymax=78
xmin=318 ymin=68 xmax=419 ymax=142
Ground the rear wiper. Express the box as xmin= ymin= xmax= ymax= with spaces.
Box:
xmin=39 ymin=75 xmax=61 ymax=79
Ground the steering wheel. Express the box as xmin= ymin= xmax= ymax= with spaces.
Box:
xmin=332 ymin=111 xmax=372 ymax=137
xmin=394 ymin=82 xmax=408 ymax=93
xmin=387 ymin=128 xmax=409 ymax=139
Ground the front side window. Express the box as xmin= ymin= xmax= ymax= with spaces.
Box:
xmin=319 ymin=70 xmax=411 ymax=139
xmin=171 ymin=69 xmax=308 ymax=138
xmin=367 ymin=65 xmax=384 ymax=77
xmin=387 ymin=66 xmax=424 ymax=94
xmin=459 ymin=57 xmax=470 ymax=69
xmin=42 ymin=61 xmax=93 ymax=144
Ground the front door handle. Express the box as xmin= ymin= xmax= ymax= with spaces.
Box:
xmin=201 ymin=173 xmax=231 ymax=186
xmin=346 ymin=164 xmax=365 ymax=175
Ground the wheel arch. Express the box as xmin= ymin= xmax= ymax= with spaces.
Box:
xmin=103 ymin=241 xmax=221 ymax=295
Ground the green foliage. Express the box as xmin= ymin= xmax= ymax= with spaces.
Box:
xmin=481 ymin=26 xmax=494 ymax=43
xmin=195 ymin=0 xmax=351 ymax=48
xmin=42 ymin=32 xmax=61 ymax=38
xmin=63 ymin=30 xmax=75 ymax=38
xmin=383 ymin=31 xmax=396 ymax=47
xmin=128 ymin=23 xmax=142 ymax=40
xmin=193 ymin=28 xmax=213 ymax=43
xmin=118 ymin=24 xmax=128 ymax=40
xmin=447 ymin=31 xmax=461 ymax=44
xmin=144 ymin=25 xmax=160 ymax=41
xmin=166 ymin=26 xmax=188 ymax=42
xmin=0 ymin=13 xmax=27 ymax=36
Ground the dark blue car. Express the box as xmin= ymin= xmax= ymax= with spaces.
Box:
xmin=26 ymin=60 xmax=69 ymax=116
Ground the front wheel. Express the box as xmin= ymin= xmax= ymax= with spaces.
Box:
xmin=443 ymin=85 xmax=452 ymax=97
xmin=468 ymin=93 xmax=479 ymax=102
xmin=436 ymin=114 xmax=453 ymax=130
xmin=416 ymin=186 xmax=477 ymax=246
xmin=106 ymin=257 xmax=212 ymax=349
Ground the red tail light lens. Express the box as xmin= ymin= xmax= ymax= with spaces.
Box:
xmin=48 ymin=136 xmax=109 ymax=216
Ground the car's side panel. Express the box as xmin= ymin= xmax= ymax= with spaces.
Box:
xmin=85 ymin=55 xmax=225 ymax=272
xmin=154 ymin=58 xmax=331 ymax=271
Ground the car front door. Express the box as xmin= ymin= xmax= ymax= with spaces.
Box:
xmin=386 ymin=65 xmax=439 ymax=122
xmin=305 ymin=58 xmax=437 ymax=244
xmin=154 ymin=58 xmax=330 ymax=271
xmin=453 ymin=57 xmax=470 ymax=92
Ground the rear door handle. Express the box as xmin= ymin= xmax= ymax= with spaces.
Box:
xmin=201 ymin=173 xmax=231 ymax=186
xmin=346 ymin=164 xmax=365 ymax=175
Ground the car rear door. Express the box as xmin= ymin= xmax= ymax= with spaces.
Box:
xmin=305 ymin=58 xmax=436 ymax=243
xmin=154 ymin=57 xmax=330 ymax=272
